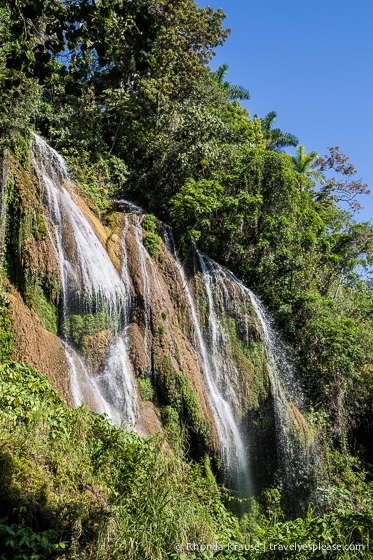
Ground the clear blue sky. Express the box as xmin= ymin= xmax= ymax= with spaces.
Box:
xmin=201 ymin=0 xmax=373 ymax=220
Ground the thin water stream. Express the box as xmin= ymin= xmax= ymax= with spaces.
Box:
xmin=31 ymin=134 xmax=138 ymax=427
xmin=164 ymin=230 xmax=251 ymax=496
xmin=198 ymin=253 xmax=316 ymax=499
xmin=30 ymin=135 xmax=315 ymax=502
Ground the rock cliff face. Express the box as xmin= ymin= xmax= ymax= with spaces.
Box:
xmin=7 ymin=281 xmax=71 ymax=403
xmin=0 ymin=137 xmax=319 ymax=502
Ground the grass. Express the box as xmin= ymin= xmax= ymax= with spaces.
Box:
xmin=0 ymin=361 xmax=241 ymax=559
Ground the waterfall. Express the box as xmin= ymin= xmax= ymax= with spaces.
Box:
xmin=63 ymin=342 xmax=120 ymax=422
xmin=118 ymin=202 xmax=159 ymax=367
xmin=95 ymin=337 xmax=138 ymax=427
xmin=28 ymin=135 xmax=315 ymax=503
xmin=245 ymin=290 xmax=317 ymax=502
xmin=197 ymin=253 xmax=317 ymax=502
xmin=196 ymin=251 xmax=249 ymax=414
xmin=31 ymin=134 xmax=125 ymax=308
xmin=121 ymin=214 xmax=133 ymax=323
xmin=119 ymin=201 xmax=176 ymax=367
xmin=130 ymin=213 xmax=152 ymax=367
xmin=0 ymin=155 xmax=9 ymax=276
xmin=31 ymin=134 xmax=138 ymax=427
xmin=164 ymin=229 xmax=251 ymax=496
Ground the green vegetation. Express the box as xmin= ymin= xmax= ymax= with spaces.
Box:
xmin=156 ymin=355 xmax=210 ymax=449
xmin=142 ymin=214 xmax=162 ymax=257
xmin=0 ymin=362 xmax=243 ymax=559
xmin=225 ymin=317 xmax=267 ymax=413
xmin=0 ymin=288 xmax=14 ymax=361
xmin=0 ymin=363 xmax=371 ymax=558
xmin=143 ymin=232 xmax=162 ymax=259
xmin=1 ymin=0 xmax=373 ymax=555
xmin=67 ymin=154 xmax=129 ymax=214
xmin=240 ymin=492 xmax=373 ymax=559
xmin=137 ymin=368 xmax=155 ymax=402
xmin=2 ymin=158 xmax=61 ymax=333
xmin=259 ymin=110 xmax=298 ymax=151
xmin=142 ymin=214 xmax=158 ymax=233
xmin=24 ymin=282 xmax=58 ymax=334
xmin=138 ymin=377 xmax=154 ymax=401
xmin=158 ymin=323 xmax=166 ymax=335
xmin=65 ymin=311 xmax=119 ymax=349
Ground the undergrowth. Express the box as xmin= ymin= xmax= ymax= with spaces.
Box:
xmin=0 ymin=362 xmax=239 ymax=559
xmin=0 ymin=361 xmax=372 ymax=559
xmin=0 ymin=288 xmax=14 ymax=361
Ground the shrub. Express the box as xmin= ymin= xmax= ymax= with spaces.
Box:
xmin=0 ymin=361 xmax=242 ymax=559
xmin=142 ymin=214 xmax=158 ymax=233
xmin=0 ymin=289 xmax=14 ymax=361
xmin=138 ymin=377 xmax=154 ymax=401
xmin=143 ymin=232 xmax=162 ymax=258
xmin=158 ymin=323 xmax=166 ymax=335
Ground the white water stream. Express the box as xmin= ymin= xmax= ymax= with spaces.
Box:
xmin=164 ymin=230 xmax=251 ymax=493
xmin=31 ymin=134 xmax=138 ymax=427
xmin=197 ymin=253 xmax=314 ymax=493
xmin=29 ymin=134 xmax=314 ymax=499
xmin=119 ymin=201 xmax=175 ymax=366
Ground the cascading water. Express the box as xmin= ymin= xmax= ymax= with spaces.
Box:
xmin=28 ymin=134 xmax=316 ymax=505
xmin=118 ymin=201 xmax=177 ymax=367
xmin=31 ymin=134 xmax=138 ymax=427
xmin=196 ymin=253 xmax=318 ymax=505
xmin=196 ymin=251 xmax=251 ymax=414
xmin=32 ymin=134 xmax=125 ymax=308
xmin=0 ymin=156 xmax=9 ymax=274
xmin=164 ymin=229 xmax=251 ymax=496
xmin=63 ymin=342 xmax=119 ymax=422
xmin=95 ymin=337 xmax=138 ymax=427
xmin=245 ymin=290 xmax=318 ymax=504
xmin=130 ymin=213 xmax=152 ymax=367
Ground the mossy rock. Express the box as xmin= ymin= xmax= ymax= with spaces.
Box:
xmin=3 ymin=157 xmax=62 ymax=332
xmin=156 ymin=355 xmax=210 ymax=447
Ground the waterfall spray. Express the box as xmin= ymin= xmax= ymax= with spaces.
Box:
xmin=31 ymin=134 xmax=138 ymax=427
xmin=199 ymin=254 xmax=318 ymax=505
xmin=0 ymin=157 xmax=9 ymax=276
xmin=164 ymin=229 xmax=252 ymax=497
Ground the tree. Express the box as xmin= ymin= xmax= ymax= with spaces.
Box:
xmin=210 ymin=63 xmax=250 ymax=101
xmin=313 ymin=146 xmax=370 ymax=212
xmin=0 ymin=5 xmax=42 ymax=152
xmin=1 ymin=0 xmax=158 ymax=87
xmin=110 ymin=0 xmax=229 ymax=153
xmin=291 ymin=145 xmax=325 ymax=187
xmin=259 ymin=111 xmax=298 ymax=151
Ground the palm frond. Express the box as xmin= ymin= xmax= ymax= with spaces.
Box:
xmin=261 ymin=111 xmax=277 ymax=134
xmin=228 ymin=84 xmax=251 ymax=101
xmin=210 ymin=64 xmax=251 ymax=102
xmin=292 ymin=146 xmax=324 ymax=183
xmin=267 ymin=129 xmax=299 ymax=150
xmin=212 ymin=63 xmax=229 ymax=83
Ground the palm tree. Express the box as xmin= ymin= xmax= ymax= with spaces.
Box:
xmin=210 ymin=64 xmax=251 ymax=101
xmin=259 ymin=111 xmax=298 ymax=151
xmin=291 ymin=145 xmax=326 ymax=187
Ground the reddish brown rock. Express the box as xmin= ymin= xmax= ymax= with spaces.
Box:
xmin=9 ymin=284 xmax=72 ymax=404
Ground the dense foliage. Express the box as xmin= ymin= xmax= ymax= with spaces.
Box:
xmin=0 ymin=362 xmax=371 ymax=559
xmin=1 ymin=0 xmax=373 ymax=557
